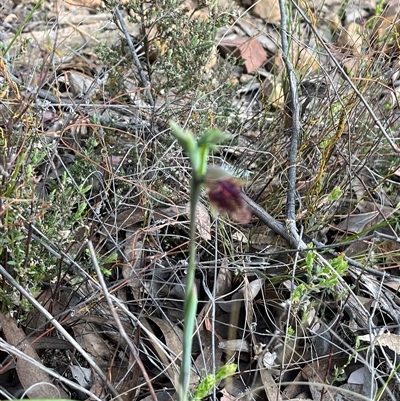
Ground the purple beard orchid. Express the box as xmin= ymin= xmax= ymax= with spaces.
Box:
xmin=170 ymin=122 xmax=240 ymax=401
xmin=204 ymin=167 xmax=251 ymax=224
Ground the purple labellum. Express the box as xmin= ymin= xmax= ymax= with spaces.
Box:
xmin=205 ymin=167 xmax=251 ymax=224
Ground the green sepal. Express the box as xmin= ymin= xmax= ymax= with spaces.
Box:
xmin=215 ymin=363 xmax=237 ymax=381
xmin=197 ymin=145 xmax=209 ymax=177
xmin=197 ymin=128 xmax=230 ymax=150
xmin=170 ymin=122 xmax=200 ymax=171
xmin=193 ymin=374 xmax=216 ymax=400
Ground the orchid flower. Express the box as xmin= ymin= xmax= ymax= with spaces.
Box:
xmin=170 ymin=122 xmax=241 ymax=401
xmin=205 ymin=166 xmax=251 ymax=224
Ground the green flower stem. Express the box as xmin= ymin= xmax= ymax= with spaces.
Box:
xmin=170 ymin=122 xmax=228 ymax=401
xmin=197 ymin=146 xmax=209 ymax=177
xmin=178 ymin=177 xmax=202 ymax=401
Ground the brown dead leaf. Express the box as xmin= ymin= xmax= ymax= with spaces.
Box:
xmin=57 ymin=70 xmax=100 ymax=99
xmin=243 ymin=276 xmax=264 ymax=346
xmin=145 ymin=316 xmax=183 ymax=357
xmin=204 ymin=46 xmax=219 ymax=71
xmin=204 ymin=314 xmax=213 ymax=332
xmin=2 ymin=14 xmax=139 ymax=67
xmin=54 ymin=0 xmax=102 ymax=11
xmin=392 ymin=165 xmax=400 ymax=179
xmin=302 ymin=357 xmax=350 ymax=401
xmin=244 ymin=0 xmax=281 ymax=24
xmin=218 ymin=37 xmax=268 ymax=73
xmin=121 ymin=206 xmax=185 ymax=300
xmin=383 ymin=277 xmax=400 ymax=292
xmin=193 ymin=315 xmax=225 ymax=383
xmin=25 ymin=286 xmax=71 ymax=335
xmin=335 ymin=203 xmax=398 ymax=234
xmin=258 ymin=357 xmax=282 ymax=401
xmin=122 ymin=230 xmax=146 ymax=300
xmin=359 ymin=331 xmax=400 ymax=354
xmin=218 ymin=339 xmax=251 ymax=353
xmin=384 ymin=0 xmax=400 ymax=17
xmin=0 ymin=313 xmax=67 ymax=399
xmin=291 ymin=44 xmax=320 ymax=73
xmin=72 ymin=322 xmax=111 ymax=368
xmin=219 ymin=388 xmax=237 ymax=401
xmin=282 ymin=370 xmax=309 ymax=399
xmin=370 ymin=12 xmax=400 ymax=55
xmin=140 ymin=316 xmax=188 ymax=388
xmin=335 ymin=211 xmax=380 ymax=233
xmin=262 ymin=74 xmax=284 ymax=108
xmin=214 ymin=265 xmax=233 ymax=302
xmin=88 ymin=372 xmax=108 ymax=400
xmin=185 ymin=202 xmax=211 ymax=241
xmin=337 ymin=22 xmax=363 ymax=53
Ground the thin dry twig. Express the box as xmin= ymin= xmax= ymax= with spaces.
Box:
xmin=278 ymin=0 xmax=301 ymax=225
xmin=114 ymin=6 xmax=154 ymax=107
xmin=0 ymin=263 xmax=122 ymax=400
xmin=243 ymin=193 xmax=399 ymax=282
xmin=0 ymin=338 xmax=102 ymax=400
xmin=291 ymin=0 xmax=400 ymax=154
xmin=86 ymin=239 xmax=158 ymax=401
